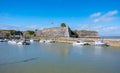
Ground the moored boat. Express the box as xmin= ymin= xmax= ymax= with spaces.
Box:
xmin=30 ymin=39 xmax=34 ymax=43
xmin=17 ymin=40 xmax=30 ymax=45
xmin=91 ymin=40 xmax=108 ymax=46
xmin=8 ymin=40 xmax=18 ymax=44
xmin=45 ymin=40 xmax=55 ymax=43
xmin=39 ymin=40 xmax=46 ymax=43
xmin=73 ymin=40 xmax=88 ymax=46
xmin=0 ymin=39 xmax=4 ymax=42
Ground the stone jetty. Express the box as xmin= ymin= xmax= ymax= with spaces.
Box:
xmin=54 ymin=37 xmax=120 ymax=47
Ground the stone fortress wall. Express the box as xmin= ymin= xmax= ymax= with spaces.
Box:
xmin=35 ymin=27 xmax=98 ymax=38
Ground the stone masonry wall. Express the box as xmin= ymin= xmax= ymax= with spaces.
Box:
xmin=76 ymin=31 xmax=99 ymax=38
xmin=35 ymin=27 xmax=71 ymax=38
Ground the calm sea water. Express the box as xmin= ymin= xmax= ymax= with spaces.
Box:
xmin=101 ymin=36 xmax=120 ymax=39
xmin=0 ymin=42 xmax=120 ymax=73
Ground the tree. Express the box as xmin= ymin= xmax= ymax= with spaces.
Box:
xmin=81 ymin=30 xmax=97 ymax=33
xmin=5 ymin=33 xmax=10 ymax=39
xmin=10 ymin=30 xmax=15 ymax=35
xmin=27 ymin=30 xmax=35 ymax=36
xmin=61 ymin=23 xmax=66 ymax=27
xmin=71 ymin=30 xmax=78 ymax=37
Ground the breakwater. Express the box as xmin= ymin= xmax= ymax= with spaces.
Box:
xmin=54 ymin=37 xmax=120 ymax=47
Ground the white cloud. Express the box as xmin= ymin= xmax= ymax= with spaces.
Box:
xmin=105 ymin=10 xmax=118 ymax=16
xmin=76 ymin=24 xmax=120 ymax=36
xmin=94 ymin=19 xmax=100 ymax=23
xmin=102 ymin=26 xmax=119 ymax=32
xmin=0 ymin=24 xmax=41 ymax=31
xmin=90 ymin=12 xmax=101 ymax=18
xmin=91 ymin=10 xmax=118 ymax=23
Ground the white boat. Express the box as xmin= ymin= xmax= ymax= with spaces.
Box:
xmin=92 ymin=41 xmax=108 ymax=46
xmin=0 ymin=39 xmax=4 ymax=42
xmin=30 ymin=39 xmax=34 ymax=43
xmin=8 ymin=40 xmax=17 ymax=44
xmin=73 ymin=40 xmax=88 ymax=46
xmin=17 ymin=40 xmax=24 ymax=45
xmin=11 ymin=40 xmax=17 ymax=44
xmin=17 ymin=40 xmax=30 ymax=45
xmin=39 ymin=40 xmax=46 ymax=43
xmin=45 ymin=40 xmax=55 ymax=43
xmin=0 ymin=39 xmax=8 ymax=42
xmin=4 ymin=39 xmax=8 ymax=42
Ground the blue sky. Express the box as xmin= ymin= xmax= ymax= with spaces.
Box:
xmin=0 ymin=0 xmax=120 ymax=36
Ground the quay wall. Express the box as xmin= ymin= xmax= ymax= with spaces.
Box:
xmin=102 ymin=39 xmax=120 ymax=47
xmin=54 ymin=37 xmax=120 ymax=47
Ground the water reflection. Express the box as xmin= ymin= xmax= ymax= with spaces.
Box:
xmin=39 ymin=43 xmax=70 ymax=57
xmin=71 ymin=45 xmax=104 ymax=56
xmin=0 ymin=57 xmax=40 ymax=66
xmin=94 ymin=46 xmax=103 ymax=56
xmin=0 ymin=43 xmax=120 ymax=73
xmin=72 ymin=46 xmax=84 ymax=55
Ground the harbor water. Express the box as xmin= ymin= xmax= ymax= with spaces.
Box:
xmin=0 ymin=42 xmax=120 ymax=73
